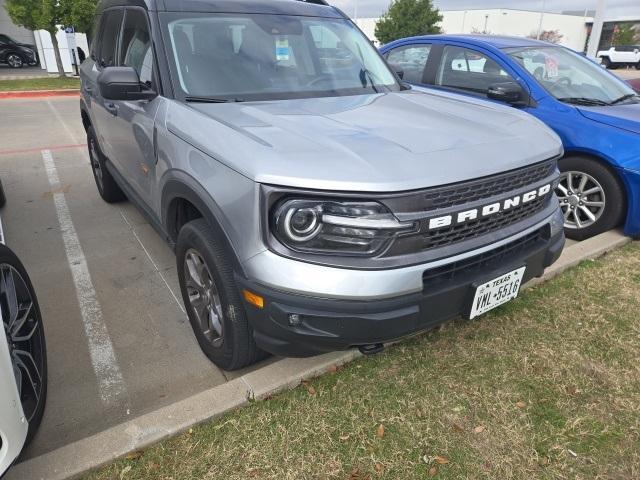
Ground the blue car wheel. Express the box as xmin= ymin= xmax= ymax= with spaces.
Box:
xmin=556 ymin=156 xmax=626 ymax=240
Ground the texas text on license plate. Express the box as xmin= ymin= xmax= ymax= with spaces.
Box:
xmin=468 ymin=266 xmax=526 ymax=319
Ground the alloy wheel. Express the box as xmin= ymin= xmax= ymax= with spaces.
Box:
xmin=556 ymin=171 xmax=606 ymax=230
xmin=183 ymin=249 xmax=224 ymax=347
xmin=7 ymin=54 xmax=23 ymax=68
xmin=89 ymin=137 xmax=104 ymax=192
xmin=1 ymin=264 xmax=45 ymax=423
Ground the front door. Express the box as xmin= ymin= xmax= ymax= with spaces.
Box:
xmin=106 ymin=7 xmax=160 ymax=205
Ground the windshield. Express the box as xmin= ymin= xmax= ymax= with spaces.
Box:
xmin=161 ymin=13 xmax=399 ymax=101
xmin=506 ymin=46 xmax=637 ymax=105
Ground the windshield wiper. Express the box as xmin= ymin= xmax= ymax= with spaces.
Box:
xmin=359 ymin=68 xmax=380 ymax=93
xmin=557 ymin=97 xmax=610 ymax=106
xmin=609 ymin=93 xmax=639 ymax=105
xmin=185 ymin=96 xmax=245 ymax=103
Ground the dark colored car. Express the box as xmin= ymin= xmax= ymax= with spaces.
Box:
xmin=0 ymin=34 xmax=39 ymax=68
xmin=628 ymin=78 xmax=640 ymax=93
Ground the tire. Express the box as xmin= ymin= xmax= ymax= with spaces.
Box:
xmin=0 ymin=179 xmax=6 ymax=208
xmin=0 ymin=244 xmax=47 ymax=445
xmin=86 ymin=126 xmax=126 ymax=203
xmin=556 ymin=156 xmax=626 ymax=241
xmin=635 ymin=61 xmax=640 ymax=70
xmin=176 ymin=219 xmax=264 ymax=370
xmin=6 ymin=53 xmax=24 ymax=68
xmin=600 ymin=56 xmax=610 ymax=69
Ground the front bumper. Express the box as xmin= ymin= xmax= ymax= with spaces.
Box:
xmin=239 ymin=220 xmax=565 ymax=357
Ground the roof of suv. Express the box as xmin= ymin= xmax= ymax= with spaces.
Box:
xmin=97 ymin=0 xmax=341 ymax=16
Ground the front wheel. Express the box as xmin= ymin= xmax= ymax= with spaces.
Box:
xmin=555 ymin=156 xmax=625 ymax=240
xmin=0 ymin=244 xmax=47 ymax=445
xmin=6 ymin=53 xmax=24 ymax=68
xmin=176 ymin=219 xmax=264 ymax=370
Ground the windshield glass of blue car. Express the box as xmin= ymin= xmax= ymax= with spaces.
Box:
xmin=506 ymin=46 xmax=638 ymax=106
xmin=161 ymin=13 xmax=399 ymax=102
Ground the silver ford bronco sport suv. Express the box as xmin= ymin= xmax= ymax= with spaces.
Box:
xmin=80 ymin=0 xmax=565 ymax=370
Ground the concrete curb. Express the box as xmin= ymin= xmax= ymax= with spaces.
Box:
xmin=0 ymin=89 xmax=80 ymax=99
xmin=5 ymin=230 xmax=632 ymax=480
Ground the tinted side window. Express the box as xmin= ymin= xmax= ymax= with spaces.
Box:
xmin=89 ymin=14 xmax=102 ymax=57
xmin=385 ymin=44 xmax=431 ymax=84
xmin=436 ymin=45 xmax=514 ymax=95
xmin=98 ymin=9 xmax=124 ymax=68
xmin=120 ymin=9 xmax=154 ymax=85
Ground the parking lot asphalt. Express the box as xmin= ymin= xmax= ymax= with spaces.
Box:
xmin=0 ymin=96 xmax=274 ymax=460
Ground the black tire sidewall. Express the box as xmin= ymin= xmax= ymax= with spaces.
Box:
xmin=86 ymin=126 xmax=126 ymax=203
xmin=0 ymin=244 xmax=47 ymax=445
xmin=0 ymin=179 xmax=6 ymax=209
xmin=559 ymin=156 xmax=625 ymax=240
xmin=176 ymin=219 xmax=259 ymax=370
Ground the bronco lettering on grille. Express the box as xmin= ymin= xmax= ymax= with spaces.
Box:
xmin=427 ymin=184 xmax=552 ymax=231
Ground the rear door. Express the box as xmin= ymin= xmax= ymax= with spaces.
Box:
xmin=90 ymin=8 xmax=125 ymax=164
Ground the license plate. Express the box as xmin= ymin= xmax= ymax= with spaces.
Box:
xmin=469 ymin=266 xmax=526 ymax=319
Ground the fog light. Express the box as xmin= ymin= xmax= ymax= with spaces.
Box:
xmin=288 ymin=313 xmax=302 ymax=326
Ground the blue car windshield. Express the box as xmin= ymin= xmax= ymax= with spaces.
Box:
xmin=506 ymin=46 xmax=637 ymax=105
xmin=161 ymin=13 xmax=399 ymax=101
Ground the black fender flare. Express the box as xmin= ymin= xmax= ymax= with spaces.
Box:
xmin=161 ymin=179 xmax=246 ymax=277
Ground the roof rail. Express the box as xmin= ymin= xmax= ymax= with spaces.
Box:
xmin=296 ymin=0 xmax=329 ymax=6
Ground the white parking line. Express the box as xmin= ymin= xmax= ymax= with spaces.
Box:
xmin=119 ymin=211 xmax=186 ymax=315
xmin=41 ymin=149 xmax=127 ymax=406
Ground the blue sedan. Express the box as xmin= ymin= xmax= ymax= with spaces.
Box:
xmin=380 ymin=35 xmax=640 ymax=240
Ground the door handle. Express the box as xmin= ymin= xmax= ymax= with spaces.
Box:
xmin=104 ymin=102 xmax=118 ymax=116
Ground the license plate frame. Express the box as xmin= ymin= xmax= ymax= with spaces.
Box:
xmin=468 ymin=266 xmax=526 ymax=319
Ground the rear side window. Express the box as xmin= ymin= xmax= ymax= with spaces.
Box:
xmin=385 ymin=44 xmax=431 ymax=84
xmin=120 ymin=9 xmax=154 ymax=85
xmin=97 ymin=9 xmax=124 ymax=68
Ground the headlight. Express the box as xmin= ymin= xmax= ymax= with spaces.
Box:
xmin=272 ymin=199 xmax=414 ymax=256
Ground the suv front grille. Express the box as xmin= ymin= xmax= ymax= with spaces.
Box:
xmin=422 ymin=228 xmax=546 ymax=288
xmin=420 ymin=195 xmax=548 ymax=250
xmin=421 ymin=158 xmax=556 ymax=210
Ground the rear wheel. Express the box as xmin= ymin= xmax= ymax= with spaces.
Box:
xmin=87 ymin=126 xmax=126 ymax=203
xmin=176 ymin=219 xmax=264 ymax=370
xmin=0 ymin=244 xmax=47 ymax=444
xmin=556 ymin=156 xmax=625 ymax=240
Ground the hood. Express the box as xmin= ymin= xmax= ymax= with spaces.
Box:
xmin=166 ymin=90 xmax=562 ymax=192
xmin=578 ymin=103 xmax=640 ymax=135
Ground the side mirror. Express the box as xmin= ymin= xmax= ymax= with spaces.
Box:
xmin=388 ymin=63 xmax=404 ymax=79
xmin=98 ymin=66 xmax=156 ymax=101
xmin=487 ymin=81 xmax=524 ymax=104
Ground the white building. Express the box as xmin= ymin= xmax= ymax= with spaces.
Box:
xmin=355 ymin=9 xmax=593 ymax=52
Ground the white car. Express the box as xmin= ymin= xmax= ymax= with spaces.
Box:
xmin=597 ymin=45 xmax=640 ymax=69
xmin=0 ymin=182 xmax=47 ymax=476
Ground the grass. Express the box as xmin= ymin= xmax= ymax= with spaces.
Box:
xmin=0 ymin=77 xmax=80 ymax=91
xmin=86 ymin=242 xmax=640 ymax=480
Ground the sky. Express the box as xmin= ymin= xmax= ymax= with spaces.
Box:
xmin=330 ymin=0 xmax=640 ymax=21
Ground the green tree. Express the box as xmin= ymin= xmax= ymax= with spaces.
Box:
xmin=612 ymin=23 xmax=638 ymax=46
xmin=375 ymin=0 xmax=442 ymax=45
xmin=5 ymin=0 xmax=97 ymax=77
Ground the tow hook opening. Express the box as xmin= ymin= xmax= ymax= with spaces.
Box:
xmin=358 ymin=343 xmax=384 ymax=355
